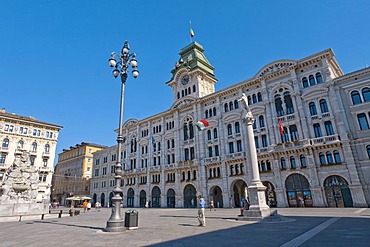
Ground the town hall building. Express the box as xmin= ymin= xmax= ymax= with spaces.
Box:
xmin=91 ymin=41 xmax=370 ymax=209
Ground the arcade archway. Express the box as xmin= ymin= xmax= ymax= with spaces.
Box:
xmin=127 ymin=188 xmax=134 ymax=207
xmin=285 ymin=173 xmax=312 ymax=207
xmin=139 ymin=190 xmax=146 ymax=208
xmin=167 ymin=189 xmax=175 ymax=208
xmin=262 ymin=181 xmax=277 ymax=207
xmin=184 ymin=184 xmax=197 ymax=208
xmin=152 ymin=186 xmax=161 ymax=208
xmin=232 ymin=179 xmax=248 ymax=208
xmin=324 ymin=175 xmax=353 ymax=207
xmin=209 ymin=186 xmax=223 ymax=208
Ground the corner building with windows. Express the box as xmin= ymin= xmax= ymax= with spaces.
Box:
xmin=91 ymin=42 xmax=370 ymax=208
xmin=0 ymin=108 xmax=62 ymax=202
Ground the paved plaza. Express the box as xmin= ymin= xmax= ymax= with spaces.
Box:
xmin=0 ymin=207 xmax=369 ymax=247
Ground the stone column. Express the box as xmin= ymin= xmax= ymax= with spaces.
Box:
xmin=237 ymin=94 xmax=274 ymax=220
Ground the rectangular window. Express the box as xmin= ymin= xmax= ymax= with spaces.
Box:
xmin=237 ymin=140 xmax=242 ymax=152
xmin=324 ymin=121 xmax=335 ymax=135
xmin=262 ymin=135 xmax=268 ymax=147
xmin=0 ymin=153 xmax=6 ymax=164
xmin=357 ymin=113 xmax=369 ymax=130
xmin=229 ymin=142 xmax=234 ymax=154
xmin=42 ymin=159 xmax=48 ymax=167
xmin=215 ymin=145 xmax=219 ymax=156
xmin=102 ymin=167 xmax=107 ymax=175
xmin=313 ymin=124 xmax=322 ymax=138
xmin=94 ymin=169 xmax=99 ymax=176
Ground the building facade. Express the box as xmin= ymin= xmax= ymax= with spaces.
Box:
xmin=52 ymin=142 xmax=106 ymax=205
xmin=91 ymin=42 xmax=370 ymax=208
xmin=0 ymin=108 xmax=62 ymax=202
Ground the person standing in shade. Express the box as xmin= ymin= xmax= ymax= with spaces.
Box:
xmin=197 ymin=194 xmax=206 ymax=227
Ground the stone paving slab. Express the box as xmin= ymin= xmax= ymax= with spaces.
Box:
xmin=0 ymin=207 xmax=369 ymax=247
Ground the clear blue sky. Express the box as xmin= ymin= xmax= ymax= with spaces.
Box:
xmin=1 ymin=1 xmax=370 ymax=163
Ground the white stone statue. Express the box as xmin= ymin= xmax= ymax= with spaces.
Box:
xmin=238 ymin=93 xmax=254 ymax=123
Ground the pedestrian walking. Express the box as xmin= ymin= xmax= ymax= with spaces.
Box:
xmin=210 ymin=199 xmax=216 ymax=211
xmin=87 ymin=201 xmax=91 ymax=212
xmin=95 ymin=201 xmax=101 ymax=212
xmin=197 ymin=194 xmax=206 ymax=227
xmin=83 ymin=200 xmax=88 ymax=212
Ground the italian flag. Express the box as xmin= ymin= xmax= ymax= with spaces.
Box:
xmin=196 ymin=120 xmax=209 ymax=131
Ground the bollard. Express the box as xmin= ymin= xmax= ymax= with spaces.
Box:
xmin=41 ymin=214 xmax=45 ymax=220
xmin=58 ymin=210 xmax=62 ymax=218
xmin=19 ymin=216 xmax=22 ymax=222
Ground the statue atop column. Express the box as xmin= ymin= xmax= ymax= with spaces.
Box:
xmin=238 ymin=93 xmax=254 ymax=123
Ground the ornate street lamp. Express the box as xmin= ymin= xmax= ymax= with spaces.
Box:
xmin=104 ymin=40 xmax=139 ymax=232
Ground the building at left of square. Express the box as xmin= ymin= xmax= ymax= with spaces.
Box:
xmin=0 ymin=108 xmax=62 ymax=216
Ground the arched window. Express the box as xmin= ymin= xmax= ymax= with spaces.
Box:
xmin=259 ymin=115 xmax=265 ymax=128
xmin=300 ymin=155 xmax=307 ymax=168
xmin=213 ymin=107 xmax=217 ymax=116
xmin=351 ymin=90 xmax=362 ymax=105
xmin=227 ymin=124 xmax=232 ymax=135
xmin=17 ymin=140 xmax=24 ymax=149
xmin=366 ymin=145 xmax=370 ymax=159
xmin=2 ymin=138 xmax=9 ymax=148
xmin=189 ymin=122 xmax=194 ymax=139
xmin=235 ymin=122 xmax=240 ymax=133
xmin=275 ymin=95 xmax=284 ymax=116
xmin=260 ymin=161 xmax=266 ymax=171
xmin=229 ymin=101 xmax=234 ymax=111
xmin=177 ymin=92 xmax=180 ymax=99
xmin=281 ymin=157 xmax=286 ymax=169
xmin=362 ymin=87 xmax=370 ymax=102
xmin=183 ymin=123 xmax=188 ymax=140
xmin=357 ymin=113 xmax=369 ymax=130
xmin=193 ymin=85 xmax=196 ymax=93
xmin=284 ymin=92 xmax=294 ymax=114
xmin=319 ymin=99 xmax=329 ymax=113
xmin=319 ymin=152 xmax=327 ymax=165
xmin=224 ymin=103 xmax=229 ymax=112
xmin=309 ymin=102 xmax=317 ymax=116
xmin=309 ymin=75 xmax=316 ymax=86
xmin=290 ymin=156 xmax=296 ymax=168
xmin=257 ymin=92 xmax=262 ymax=102
xmin=247 ymin=96 xmax=252 ymax=106
xmin=207 ymin=130 xmax=212 ymax=140
xmin=32 ymin=142 xmax=37 ymax=151
xmin=302 ymin=77 xmax=309 ymax=88
xmin=205 ymin=110 xmax=209 ymax=119
xmin=44 ymin=144 xmax=50 ymax=153
xmin=209 ymin=109 xmax=213 ymax=117
xmin=333 ymin=150 xmax=341 ymax=163
xmin=326 ymin=151 xmax=334 ymax=164
xmin=252 ymin=94 xmax=257 ymax=103
xmin=182 ymin=172 xmax=185 ymax=181
xmin=230 ymin=165 xmax=234 ymax=175
xmin=193 ymin=170 xmax=196 ymax=179
xmin=213 ymin=128 xmax=218 ymax=139
xmin=316 ymin=72 xmax=323 ymax=83
xmin=234 ymin=100 xmax=239 ymax=109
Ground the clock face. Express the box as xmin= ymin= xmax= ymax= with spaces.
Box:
xmin=181 ymin=74 xmax=190 ymax=85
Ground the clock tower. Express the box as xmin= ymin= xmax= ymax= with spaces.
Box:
xmin=166 ymin=42 xmax=217 ymax=103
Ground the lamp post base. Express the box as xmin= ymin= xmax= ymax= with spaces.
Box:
xmin=103 ymin=219 xmax=125 ymax=232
